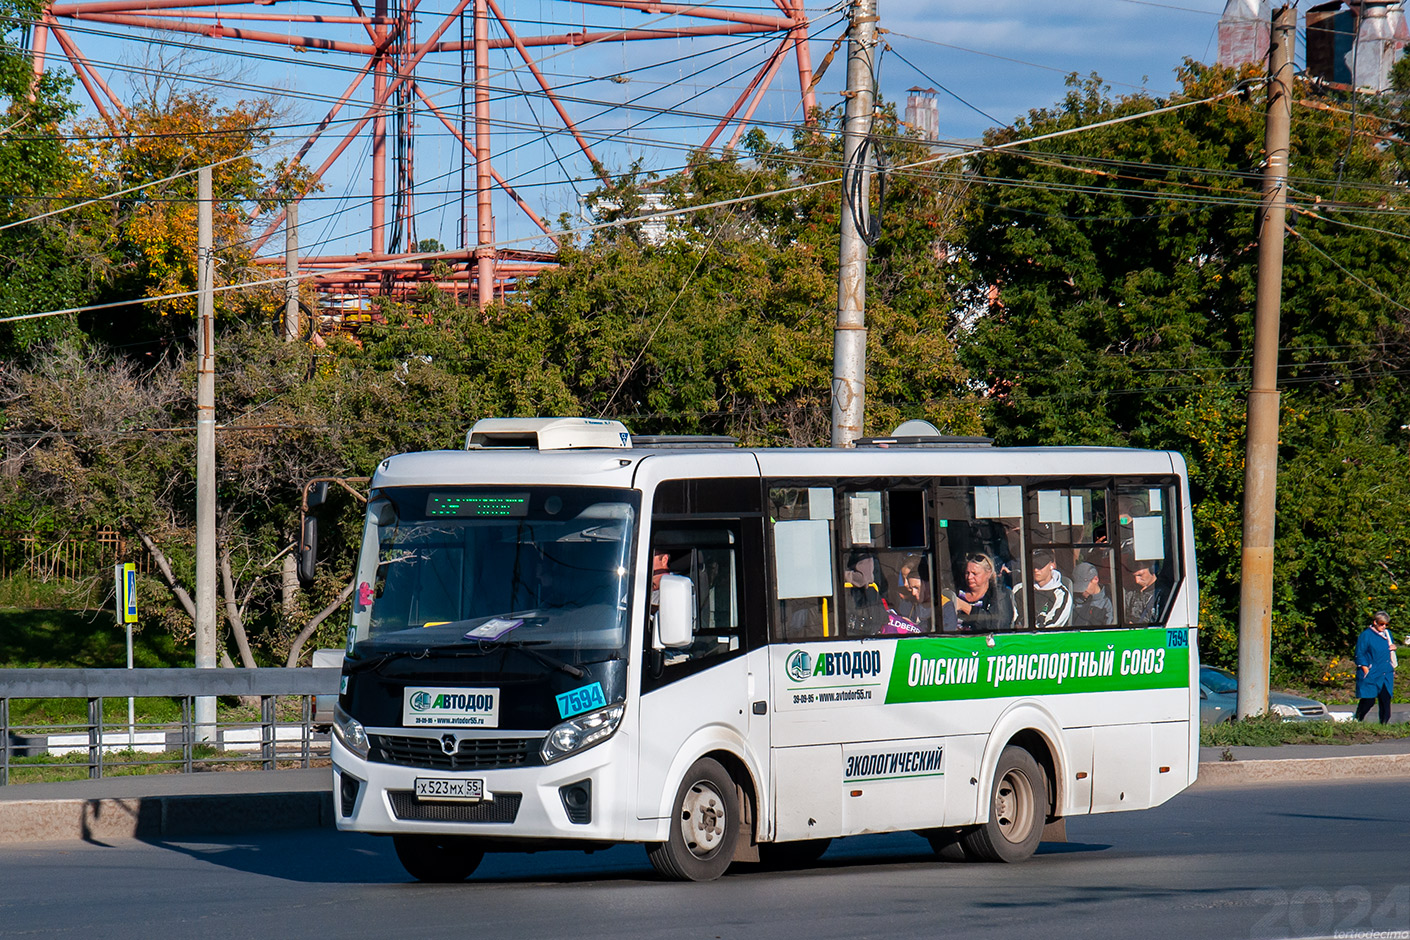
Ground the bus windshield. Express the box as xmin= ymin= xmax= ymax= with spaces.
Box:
xmin=356 ymin=486 xmax=639 ymax=658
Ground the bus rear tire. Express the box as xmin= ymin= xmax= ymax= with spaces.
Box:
xmin=646 ymin=757 xmax=739 ymax=882
xmin=757 ymin=838 xmax=831 ymax=870
xmin=960 ymin=746 xmax=1045 ymax=863
xmin=393 ymin=834 xmax=484 ymax=882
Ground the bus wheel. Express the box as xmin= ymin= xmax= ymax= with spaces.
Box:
xmin=392 ymin=834 xmax=484 ymax=882
xmin=961 ymin=746 xmax=1045 ymax=863
xmin=757 ymin=838 xmax=831 ymax=870
xmin=646 ymin=757 xmax=739 ymax=881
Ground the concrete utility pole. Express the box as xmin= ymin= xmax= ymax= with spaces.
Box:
xmin=830 ymin=0 xmax=877 ymax=448
xmin=1236 ymin=4 xmax=1294 ymax=720
xmin=474 ymin=0 xmax=496 ymax=309
xmin=284 ymin=200 xmax=300 ymax=342
xmin=195 ymin=166 xmax=217 ymax=739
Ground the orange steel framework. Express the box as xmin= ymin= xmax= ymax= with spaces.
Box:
xmin=29 ymin=0 xmax=819 ymax=308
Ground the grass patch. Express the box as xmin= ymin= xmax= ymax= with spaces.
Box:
xmin=0 ymin=576 xmax=102 ymax=610
xmin=0 ymin=607 xmax=185 ymax=669
xmin=1201 ymin=714 xmax=1410 ymax=747
xmin=5 ymin=748 xmax=330 ymax=785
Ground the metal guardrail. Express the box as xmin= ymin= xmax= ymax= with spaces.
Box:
xmin=0 ymin=668 xmax=342 ymax=785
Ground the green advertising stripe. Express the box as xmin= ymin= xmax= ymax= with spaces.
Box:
xmin=885 ymin=628 xmax=1191 ymax=704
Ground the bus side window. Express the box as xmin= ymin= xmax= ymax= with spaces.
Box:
xmin=1116 ymin=483 xmax=1178 ymax=626
xmin=769 ymin=487 xmax=836 ymax=641
xmin=647 ymin=529 xmax=744 ymax=676
xmin=1024 ymin=484 xmax=1107 ymax=629
xmin=936 ymin=483 xmax=1024 ymax=633
xmin=840 ymin=488 xmax=938 ymax=637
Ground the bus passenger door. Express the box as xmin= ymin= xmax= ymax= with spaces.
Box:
xmin=765 ymin=484 xmax=948 ymax=840
xmin=635 ymin=510 xmax=771 ymax=830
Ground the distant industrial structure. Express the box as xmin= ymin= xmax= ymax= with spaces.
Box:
xmin=904 ymin=87 xmax=940 ymax=141
xmin=1219 ymin=0 xmax=1408 ymax=91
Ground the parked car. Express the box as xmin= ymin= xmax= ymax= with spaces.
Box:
xmin=311 ymin=647 xmax=344 ymax=731
xmin=1199 ymin=665 xmax=1331 ymax=724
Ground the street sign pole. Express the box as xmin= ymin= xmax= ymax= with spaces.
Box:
xmin=116 ymin=562 xmax=138 ymax=746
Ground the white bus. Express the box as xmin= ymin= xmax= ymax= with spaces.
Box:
xmin=329 ymin=417 xmax=1199 ymax=882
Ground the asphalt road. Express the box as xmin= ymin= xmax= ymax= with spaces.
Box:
xmin=0 ymin=777 xmax=1406 ymax=940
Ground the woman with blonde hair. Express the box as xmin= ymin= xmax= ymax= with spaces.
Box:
xmin=954 ymin=553 xmax=1014 ymax=632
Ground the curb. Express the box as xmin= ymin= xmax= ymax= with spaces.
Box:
xmin=1196 ymin=753 xmax=1410 ymax=787
xmin=0 ymin=791 xmax=333 ymax=845
xmin=4 ymin=754 xmax=1410 ymax=845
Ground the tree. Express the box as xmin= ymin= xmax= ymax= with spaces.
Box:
xmin=0 ymin=328 xmax=361 ymax=664
xmin=0 ymin=0 xmax=104 ymax=357
xmin=496 ymin=108 xmax=980 ymax=444
xmin=954 ymin=64 xmax=1410 ymax=672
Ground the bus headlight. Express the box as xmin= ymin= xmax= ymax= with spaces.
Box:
xmin=332 ymin=703 xmax=370 ymax=758
xmin=541 ymin=704 xmax=624 ymax=764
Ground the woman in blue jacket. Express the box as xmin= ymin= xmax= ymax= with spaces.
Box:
xmin=1354 ymin=611 xmax=1397 ymax=724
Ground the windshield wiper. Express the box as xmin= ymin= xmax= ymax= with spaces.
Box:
xmin=361 ymin=638 xmax=586 ymax=678
xmin=473 ymin=638 xmax=586 ymax=678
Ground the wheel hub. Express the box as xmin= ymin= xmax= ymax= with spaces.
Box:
xmin=994 ymin=769 xmax=1035 ymax=844
xmin=680 ymin=781 xmax=727 ymax=857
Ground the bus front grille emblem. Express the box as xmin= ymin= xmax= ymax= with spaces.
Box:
xmin=441 ymin=734 xmax=458 ymax=755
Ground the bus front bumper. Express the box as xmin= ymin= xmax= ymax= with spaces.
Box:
xmin=330 ymin=732 xmax=635 ymax=844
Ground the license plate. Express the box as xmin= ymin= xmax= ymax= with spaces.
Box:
xmin=414 ymin=777 xmax=486 ymax=802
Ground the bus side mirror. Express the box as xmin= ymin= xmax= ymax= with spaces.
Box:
xmin=297 ymin=481 xmax=330 ymax=588
xmin=298 ymin=512 xmax=318 ymax=587
xmin=656 ymin=574 xmax=695 ymax=649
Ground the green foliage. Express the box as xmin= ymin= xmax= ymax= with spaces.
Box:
xmin=0 ymin=0 xmax=96 ymax=356
xmin=955 ymin=64 xmax=1410 ymax=672
xmin=516 ymin=111 xmax=980 ymax=443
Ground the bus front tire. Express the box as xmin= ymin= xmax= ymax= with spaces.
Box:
xmin=392 ymin=834 xmax=485 ymax=882
xmin=960 ymin=746 xmax=1046 ymax=863
xmin=646 ymin=757 xmax=739 ymax=882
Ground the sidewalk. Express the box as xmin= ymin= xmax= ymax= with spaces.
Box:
xmin=1195 ymin=734 xmax=1410 ymax=786
xmin=3 ymin=738 xmax=1410 ymax=845
xmin=0 ymin=768 xmax=331 ymax=844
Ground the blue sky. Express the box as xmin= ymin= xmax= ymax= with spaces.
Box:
xmin=880 ymin=0 xmax=1227 ymax=140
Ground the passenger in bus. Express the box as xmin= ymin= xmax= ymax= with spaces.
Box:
xmin=1030 ymin=550 xmax=1073 ymax=628
xmin=1070 ymin=561 xmax=1115 ymax=627
xmin=893 ymin=556 xmax=931 ymax=628
xmin=1124 ymin=561 xmax=1165 ymax=624
xmin=967 ymin=520 xmax=1018 ymax=588
xmin=843 ymin=553 xmax=888 ymax=634
xmin=954 ymin=553 xmax=1014 ymax=632
xmin=650 ymin=550 xmax=672 ymax=601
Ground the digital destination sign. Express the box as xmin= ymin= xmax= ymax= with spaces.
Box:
xmin=426 ymin=493 xmax=530 ymax=518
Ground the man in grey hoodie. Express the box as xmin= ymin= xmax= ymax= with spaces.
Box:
xmin=1070 ymin=561 xmax=1114 ymax=627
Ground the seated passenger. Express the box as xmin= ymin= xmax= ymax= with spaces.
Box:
xmin=1030 ymin=550 xmax=1073 ymax=628
xmin=843 ymin=553 xmax=888 ymax=634
xmin=1124 ymin=560 xmax=1166 ymax=624
xmin=892 ymin=555 xmax=932 ymax=630
xmin=1071 ymin=561 xmax=1115 ymax=627
xmin=954 ymin=553 xmax=1014 ymax=632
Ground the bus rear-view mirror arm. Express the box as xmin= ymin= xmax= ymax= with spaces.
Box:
xmin=298 ymin=476 xmax=370 ymax=588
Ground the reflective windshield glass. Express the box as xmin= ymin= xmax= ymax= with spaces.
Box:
xmin=355 ymin=486 xmax=638 ymax=657
xmin=1200 ymin=666 xmax=1238 ymax=694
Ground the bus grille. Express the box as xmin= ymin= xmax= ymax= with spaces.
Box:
xmin=371 ymin=734 xmax=540 ymax=771
xmin=388 ymin=791 xmax=522 ymax=823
